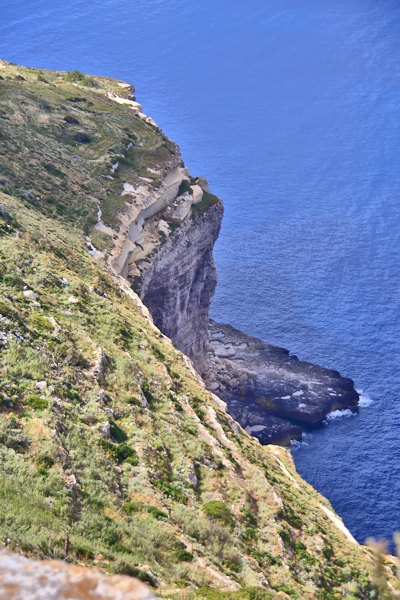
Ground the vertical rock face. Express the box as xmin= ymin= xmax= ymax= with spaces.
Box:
xmin=139 ymin=202 xmax=223 ymax=373
xmin=109 ymin=155 xmax=223 ymax=373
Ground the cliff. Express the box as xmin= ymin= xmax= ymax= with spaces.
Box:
xmin=102 ymin=136 xmax=358 ymax=444
xmin=0 ymin=59 xmax=398 ymax=598
xmin=110 ymin=168 xmax=223 ymax=373
xmin=97 ymin=106 xmax=358 ymax=443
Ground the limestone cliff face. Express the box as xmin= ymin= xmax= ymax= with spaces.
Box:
xmin=139 ymin=203 xmax=222 ymax=373
xmin=110 ymin=160 xmax=223 ymax=373
xmin=106 ymin=116 xmax=358 ymax=444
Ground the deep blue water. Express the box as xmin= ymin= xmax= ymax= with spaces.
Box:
xmin=2 ymin=0 xmax=400 ymax=547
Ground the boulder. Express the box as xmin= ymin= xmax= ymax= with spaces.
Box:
xmin=0 ymin=550 xmax=156 ymax=600
xmin=23 ymin=289 xmax=37 ymax=301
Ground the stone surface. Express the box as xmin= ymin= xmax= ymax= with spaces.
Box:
xmin=0 ymin=550 xmax=156 ymax=600
xmin=139 ymin=203 xmax=223 ymax=372
xmin=190 ymin=184 xmax=203 ymax=204
xmin=163 ymin=192 xmax=192 ymax=222
xmin=35 ymin=381 xmax=47 ymax=390
xmin=111 ymin=161 xmax=188 ymax=277
xmin=204 ymin=320 xmax=359 ymax=444
xmin=23 ymin=289 xmax=37 ymax=301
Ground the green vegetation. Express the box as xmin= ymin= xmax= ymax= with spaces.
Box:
xmin=203 ymin=501 xmax=235 ymax=530
xmin=191 ymin=191 xmax=220 ymax=219
xmin=0 ymin=59 xmax=398 ymax=599
xmin=64 ymin=69 xmax=95 ymax=87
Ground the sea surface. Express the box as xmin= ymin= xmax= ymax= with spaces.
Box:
xmin=2 ymin=0 xmax=400 ymax=547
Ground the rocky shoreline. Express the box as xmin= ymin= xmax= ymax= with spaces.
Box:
xmin=204 ymin=320 xmax=359 ymax=444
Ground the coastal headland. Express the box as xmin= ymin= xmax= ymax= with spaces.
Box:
xmin=0 ymin=59 xmax=394 ymax=597
xmin=103 ymin=85 xmax=360 ymax=446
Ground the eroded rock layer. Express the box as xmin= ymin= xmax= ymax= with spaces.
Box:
xmin=139 ymin=202 xmax=223 ymax=373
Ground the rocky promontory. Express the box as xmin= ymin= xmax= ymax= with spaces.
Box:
xmin=112 ymin=159 xmax=360 ymax=444
xmin=106 ymin=140 xmax=360 ymax=445
xmin=1 ymin=60 xmax=397 ymax=597
xmin=204 ymin=321 xmax=359 ymax=444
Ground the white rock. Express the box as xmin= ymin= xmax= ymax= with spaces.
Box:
xmin=191 ymin=184 xmax=203 ymax=204
xmin=163 ymin=194 xmax=192 ymax=222
xmin=99 ymin=421 xmax=111 ymax=439
xmin=23 ymin=289 xmax=37 ymax=301
xmin=67 ymin=296 xmax=79 ymax=304
xmin=35 ymin=381 xmax=47 ymax=391
xmin=145 ymin=116 xmax=158 ymax=128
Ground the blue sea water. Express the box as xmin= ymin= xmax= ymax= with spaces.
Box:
xmin=2 ymin=0 xmax=400 ymax=547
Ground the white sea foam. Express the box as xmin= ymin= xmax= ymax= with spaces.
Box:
xmin=290 ymin=432 xmax=312 ymax=450
xmin=358 ymin=391 xmax=373 ymax=407
xmin=324 ymin=409 xmax=355 ymax=422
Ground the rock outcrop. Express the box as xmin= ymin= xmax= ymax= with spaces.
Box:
xmin=204 ymin=321 xmax=359 ymax=444
xmin=111 ymin=164 xmax=359 ymax=443
xmin=110 ymin=159 xmax=359 ymax=443
xmin=0 ymin=551 xmax=156 ymax=600
xmin=111 ymin=164 xmax=223 ymax=373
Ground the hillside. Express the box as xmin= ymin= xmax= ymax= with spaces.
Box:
xmin=0 ymin=59 xmax=398 ymax=599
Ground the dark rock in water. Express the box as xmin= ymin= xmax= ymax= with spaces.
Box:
xmin=227 ymin=400 xmax=303 ymax=445
xmin=204 ymin=320 xmax=359 ymax=444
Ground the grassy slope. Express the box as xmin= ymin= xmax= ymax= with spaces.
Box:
xmin=0 ymin=60 xmax=398 ymax=599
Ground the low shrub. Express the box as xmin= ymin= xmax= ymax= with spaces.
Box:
xmin=174 ymin=549 xmax=194 ymax=562
xmin=63 ymin=115 xmax=80 ymax=125
xmin=203 ymin=501 xmax=235 ymax=529
xmin=109 ymin=420 xmax=128 ymax=443
xmin=0 ymin=418 xmax=30 ymax=452
xmin=123 ymin=501 xmax=144 ymax=514
xmin=29 ymin=313 xmax=54 ymax=333
xmin=147 ymin=506 xmax=168 ymax=520
xmin=27 ymin=395 xmax=48 ymax=411
xmin=152 ymin=480 xmax=187 ymax=504
xmin=65 ymin=70 xmax=94 ymax=87
xmin=112 ymin=561 xmax=156 ymax=586
xmin=35 ymin=454 xmax=55 ymax=469
xmin=74 ymin=544 xmax=95 ymax=561
xmin=99 ymin=439 xmax=139 ymax=465
xmin=75 ymin=132 xmax=91 ymax=144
